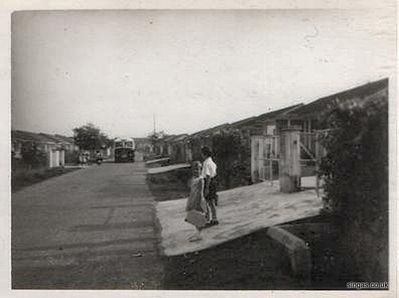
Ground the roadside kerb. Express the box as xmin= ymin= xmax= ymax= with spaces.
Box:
xmin=266 ymin=226 xmax=311 ymax=284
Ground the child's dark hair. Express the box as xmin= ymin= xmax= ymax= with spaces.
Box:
xmin=192 ymin=160 xmax=202 ymax=168
xmin=201 ymin=146 xmax=212 ymax=157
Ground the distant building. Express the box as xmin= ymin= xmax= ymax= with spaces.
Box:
xmin=165 ymin=134 xmax=188 ymax=163
xmin=228 ymin=104 xmax=304 ymax=184
xmin=12 ymin=130 xmax=79 ymax=169
xmin=134 ymin=137 xmax=153 ymax=153
xmin=231 ymin=103 xmax=303 ymax=136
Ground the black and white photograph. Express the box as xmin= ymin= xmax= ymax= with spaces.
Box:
xmin=6 ymin=2 xmax=396 ymax=295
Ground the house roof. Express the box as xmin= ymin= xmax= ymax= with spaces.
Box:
xmin=12 ymin=130 xmax=57 ymax=144
xmin=183 ymin=104 xmax=303 ymax=139
xmin=284 ymin=78 xmax=388 ymax=119
xmin=39 ymin=133 xmax=69 ymax=144
xmin=12 ymin=130 xmax=76 ymax=146
xmin=54 ymin=134 xmax=75 ymax=144
xmin=162 ymin=135 xmax=178 ymax=142
xmin=256 ymin=103 xmax=304 ymax=121
xmin=189 ymin=123 xmax=230 ymax=138
xmin=168 ymin=134 xmax=188 ymax=143
xmin=229 ymin=116 xmax=258 ymax=128
xmin=230 ymin=103 xmax=304 ymax=129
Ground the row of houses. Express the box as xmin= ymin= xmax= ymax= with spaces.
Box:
xmin=11 ymin=130 xmax=79 ymax=170
xmin=151 ymin=78 xmax=388 ymax=189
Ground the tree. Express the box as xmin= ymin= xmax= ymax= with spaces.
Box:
xmin=318 ymin=97 xmax=388 ymax=281
xmin=73 ymin=123 xmax=112 ymax=151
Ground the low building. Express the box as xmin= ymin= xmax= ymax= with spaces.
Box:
xmin=231 ymin=103 xmax=303 ymax=136
xmin=54 ymin=134 xmax=79 ymax=152
xmin=166 ymin=134 xmax=188 ymax=163
xmin=276 ymin=78 xmax=388 ymax=133
xmin=228 ymin=104 xmax=304 ymax=184
xmin=12 ymin=130 xmax=67 ymax=169
xmin=134 ymin=137 xmax=153 ymax=153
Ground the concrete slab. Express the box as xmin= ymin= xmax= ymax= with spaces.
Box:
xmin=147 ymin=164 xmax=191 ymax=174
xmin=156 ymin=179 xmax=323 ymax=256
xmin=145 ymin=157 xmax=170 ymax=165
xmin=267 ymin=226 xmax=311 ymax=281
xmin=262 ymin=176 xmax=323 ymax=189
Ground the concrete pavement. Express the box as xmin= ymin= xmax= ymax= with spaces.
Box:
xmin=12 ymin=155 xmax=163 ymax=289
xmin=157 ymin=179 xmax=322 ymax=256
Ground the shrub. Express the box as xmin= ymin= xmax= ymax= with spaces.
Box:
xmin=21 ymin=142 xmax=48 ymax=169
xmin=318 ymin=96 xmax=388 ymax=281
xmin=186 ymin=128 xmax=252 ymax=190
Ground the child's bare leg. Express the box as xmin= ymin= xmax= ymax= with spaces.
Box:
xmin=189 ymin=227 xmax=202 ymax=242
xmin=208 ymin=200 xmax=217 ymax=221
xmin=205 ymin=200 xmax=212 ymax=221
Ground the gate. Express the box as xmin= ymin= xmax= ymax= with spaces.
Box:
xmin=251 ymin=131 xmax=327 ymax=194
xmin=299 ymin=131 xmax=327 ymax=196
xmin=299 ymin=131 xmax=327 ymax=163
xmin=251 ymin=135 xmax=280 ymax=183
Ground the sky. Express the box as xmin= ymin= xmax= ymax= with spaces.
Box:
xmin=11 ymin=9 xmax=395 ymax=138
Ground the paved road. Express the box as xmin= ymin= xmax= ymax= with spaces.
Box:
xmin=12 ymin=154 xmax=163 ymax=289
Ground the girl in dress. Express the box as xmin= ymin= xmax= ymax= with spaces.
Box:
xmin=185 ymin=161 xmax=207 ymax=242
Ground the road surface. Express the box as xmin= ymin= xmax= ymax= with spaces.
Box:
xmin=12 ymin=154 xmax=163 ymax=289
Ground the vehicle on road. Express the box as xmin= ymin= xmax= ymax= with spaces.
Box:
xmin=114 ymin=137 xmax=136 ymax=163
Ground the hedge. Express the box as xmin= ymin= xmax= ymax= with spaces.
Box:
xmin=187 ymin=128 xmax=251 ymax=191
xmin=318 ymin=95 xmax=388 ymax=281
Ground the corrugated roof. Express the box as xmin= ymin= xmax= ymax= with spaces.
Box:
xmin=285 ymin=78 xmax=388 ymax=118
xmin=189 ymin=123 xmax=230 ymax=138
xmin=12 ymin=130 xmax=57 ymax=143
xmin=162 ymin=135 xmax=177 ymax=142
xmin=12 ymin=130 xmax=76 ymax=145
xmin=256 ymin=103 xmax=304 ymax=121
xmin=230 ymin=103 xmax=304 ymax=129
xmin=54 ymin=134 xmax=75 ymax=144
xmin=229 ymin=116 xmax=258 ymax=128
xmin=39 ymin=133 xmax=68 ymax=144
xmin=169 ymin=134 xmax=188 ymax=143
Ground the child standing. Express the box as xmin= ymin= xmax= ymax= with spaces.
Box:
xmin=185 ymin=161 xmax=207 ymax=242
xmin=201 ymin=146 xmax=219 ymax=226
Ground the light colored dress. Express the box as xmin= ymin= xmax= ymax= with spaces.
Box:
xmin=186 ymin=176 xmax=207 ymax=213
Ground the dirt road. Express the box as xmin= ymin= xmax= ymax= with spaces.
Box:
xmin=12 ymin=155 xmax=163 ymax=289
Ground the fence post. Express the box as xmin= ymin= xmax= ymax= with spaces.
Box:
xmin=279 ymin=127 xmax=301 ymax=193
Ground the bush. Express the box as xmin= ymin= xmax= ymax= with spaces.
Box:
xmin=186 ymin=129 xmax=252 ymax=191
xmin=318 ymin=96 xmax=388 ymax=281
xmin=21 ymin=143 xmax=48 ymax=169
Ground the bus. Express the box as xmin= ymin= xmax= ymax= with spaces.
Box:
xmin=114 ymin=138 xmax=136 ymax=163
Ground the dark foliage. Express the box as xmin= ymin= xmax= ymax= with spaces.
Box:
xmin=73 ymin=123 xmax=112 ymax=151
xmin=186 ymin=128 xmax=252 ymax=190
xmin=211 ymin=129 xmax=251 ymax=190
xmin=318 ymin=96 xmax=388 ymax=281
xmin=20 ymin=142 xmax=48 ymax=169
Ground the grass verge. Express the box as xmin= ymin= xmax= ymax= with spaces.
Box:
xmin=12 ymin=167 xmax=80 ymax=192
